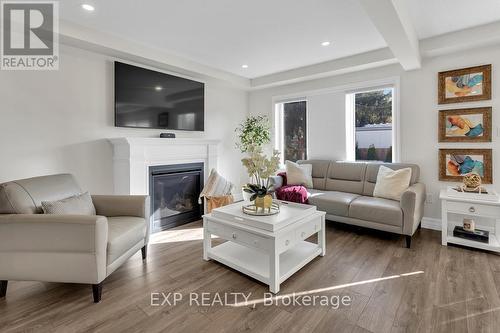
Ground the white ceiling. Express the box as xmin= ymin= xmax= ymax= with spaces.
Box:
xmin=60 ymin=0 xmax=386 ymax=78
xmin=407 ymin=0 xmax=500 ymax=39
xmin=60 ymin=0 xmax=500 ymax=79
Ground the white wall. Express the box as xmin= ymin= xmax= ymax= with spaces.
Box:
xmin=0 ymin=45 xmax=248 ymax=193
xmin=249 ymin=44 xmax=500 ymax=219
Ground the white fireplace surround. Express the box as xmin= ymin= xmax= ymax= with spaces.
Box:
xmin=109 ymin=137 xmax=219 ymax=195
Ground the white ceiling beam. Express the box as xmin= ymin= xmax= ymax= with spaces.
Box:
xmin=420 ymin=21 xmax=500 ymax=58
xmin=358 ymin=0 xmax=421 ymax=70
xmin=250 ymin=48 xmax=397 ymax=89
xmin=56 ymin=17 xmax=500 ymax=91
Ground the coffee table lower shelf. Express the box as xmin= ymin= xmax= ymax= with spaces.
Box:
xmin=208 ymin=240 xmax=321 ymax=289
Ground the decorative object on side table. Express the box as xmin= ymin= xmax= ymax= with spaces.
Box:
xmin=439 ymin=149 xmax=492 ymax=184
xmin=453 ymin=226 xmax=489 ymax=243
xmin=438 ymin=107 xmax=492 ymax=142
xmin=438 ymin=64 xmax=491 ymax=104
xmin=463 ymin=217 xmax=475 ymax=232
xmin=447 ymin=185 xmax=499 ymax=202
xmin=452 ymin=171 xmax=487 ymax=195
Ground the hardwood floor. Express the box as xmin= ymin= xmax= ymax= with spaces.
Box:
xmin=2 ymin=220 xmax=500 ymax=332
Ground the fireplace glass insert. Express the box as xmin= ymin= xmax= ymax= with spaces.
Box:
xmin=149 ymin=163 xmax=203 ymax=232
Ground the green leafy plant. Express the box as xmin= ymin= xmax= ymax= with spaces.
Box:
xmin=385 ymin=146 xmax=392 ymax=162
xmin=243 ymin=183 xmax=271 ymax=201
xmin=367 ymin=144 xmax=377 ymax=160
xmin=355 ymin=141 xmax=361 ymax=160
xmin=235 ymin=115 xmax=271 ymax=153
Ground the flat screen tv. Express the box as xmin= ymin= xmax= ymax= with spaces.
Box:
xmin=114 ymin=61 xmax=204 ymax=131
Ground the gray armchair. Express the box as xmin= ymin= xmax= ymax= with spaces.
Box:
xmin=0 ymin=174 xmax=149 ymax=303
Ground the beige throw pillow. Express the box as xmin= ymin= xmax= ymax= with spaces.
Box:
xmin=373 ymin=166 xmax=411 ymax=201
xmin=42 ymin=192 xmax=96 ymax=215
xmin=285 ymin=161 xmax=313 ymax=188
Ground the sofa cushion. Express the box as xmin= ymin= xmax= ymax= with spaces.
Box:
xmin=0 ymin=174 xmax=82 ymax=214
xmin=286 ymin=161 xmax=313 ymax=188
xmin=297 ymin=160 xmax=330 ymax=190
xmin=325 ymin=161 xmax=366 ymax=195
xmin=349 ymin=196 xmax=403 ymax=227
xmin=107 ymin=216 xmax=147 ymax=264
xmin=363 ymin=163 xmax=420 ymax=196
xmin=275 ymin=185 xmax=309 ymax=204
xmin=373 ymin=166 xmax=411 ymax=201
xmin=308 ymin=189 xmax=360 ymax=217
xmin=42 ymin=192 xmax=96 ymax=215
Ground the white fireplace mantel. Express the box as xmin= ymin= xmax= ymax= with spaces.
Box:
xmin=109 ymin=137 xmax=220 ymax=195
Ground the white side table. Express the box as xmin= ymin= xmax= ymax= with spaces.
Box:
xmin=440 ymin=189 xmax=500 ymax=252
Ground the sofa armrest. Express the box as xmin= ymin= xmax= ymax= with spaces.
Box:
xmin=400 ymin=183 xmax=426 ymax=236
xmin=268 ymin=176 xmax=283 ymax=191
xmin=0 ymin=214 xmax=108 ymax=253
xmin=92 ymin=195 xmax=149 ymax=218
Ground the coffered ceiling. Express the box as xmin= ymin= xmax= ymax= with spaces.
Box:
xmin=59 ymin=0 xmax=500 ymax=87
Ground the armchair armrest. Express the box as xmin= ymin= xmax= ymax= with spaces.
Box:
xmin=400 ymin=183 xmax=426 ymax=236
xmin=91 ymin=195 xmax=149 ymax=218
xmin=0 ymin=214 xmax=108 ymax=253
xmin=0 ymin=214 xmax=108 ymax=284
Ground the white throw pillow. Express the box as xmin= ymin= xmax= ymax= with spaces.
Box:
xmin=42 ymin=192 xmax=96 ymax=215
xmin=285 ymin=161 xmax=313 ymax=188
xmin=373 ymin=166 xmax=412 ymax=201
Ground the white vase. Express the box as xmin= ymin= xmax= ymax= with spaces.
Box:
xmin=242 ymin=187 xmax=253 ymax=202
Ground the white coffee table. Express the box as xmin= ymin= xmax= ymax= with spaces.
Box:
xmin=203 ymin=200 xmax=326 ymax=293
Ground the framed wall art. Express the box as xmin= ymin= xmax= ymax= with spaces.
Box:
xmin=438 ymin=65 xmax=491 ymax=104
xmin=439 ymin=149 xmax=492 ymax=183
xmin=438 ymin=107 xmax=492 ymax=142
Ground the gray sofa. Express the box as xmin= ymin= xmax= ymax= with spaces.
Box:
xmin=272 ymin=160 xmax=425 ymax=247
xmin=0 ymin=174 xmax=149 ymax=302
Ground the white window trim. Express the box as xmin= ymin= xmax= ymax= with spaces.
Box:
xmin=273 ymin=98 xmax=308 ymax=166
xmin=271 ymin=76 xmax=400 ymax=163
xmin=345 ymin=80 xmax=400 ymax=163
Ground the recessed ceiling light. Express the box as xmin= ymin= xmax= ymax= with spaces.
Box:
xmin=241 ymin=64 xmax=248 ymax=69
xmin=155 ymin=86 xmax=163 ymax=91
xmin=81 ymin=4 xmax=95 ymax=11
xmin=321 ymin=41 xmax=331 ymax=46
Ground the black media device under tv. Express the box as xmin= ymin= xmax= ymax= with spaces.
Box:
xmin=114 ymin=61 xmax=205 ymax=131
xmin=453 ymin=226 xmax=489 ymax=243
xmin=160 ymin=133 xmax=176 ymax=138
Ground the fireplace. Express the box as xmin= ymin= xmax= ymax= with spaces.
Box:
xmin=149 ymin=163 xmax=204 ymax=233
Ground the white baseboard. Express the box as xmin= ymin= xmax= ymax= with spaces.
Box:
xmin=421 ymin=217 xmax=441 ymax=231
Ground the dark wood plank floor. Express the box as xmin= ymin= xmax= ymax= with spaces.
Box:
xmin=2 ymin=220 xmax=500 ymax=333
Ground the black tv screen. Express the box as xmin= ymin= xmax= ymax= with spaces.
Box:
xmin=114 ymin=62 xmax=204 ymax=131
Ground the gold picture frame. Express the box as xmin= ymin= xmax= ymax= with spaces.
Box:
xmin=439 ymin=149 xmax=492 ymax=184
xmin=438 ymin=65 xmax=491 ymax=104
xmin=438 ymin=107 xmax=492 ymax=142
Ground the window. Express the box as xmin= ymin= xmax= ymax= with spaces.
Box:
xmin=346 ymin=87 xmax=395 ymax=162
xmin=275 ymin=100 xmax=307 ymax=164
